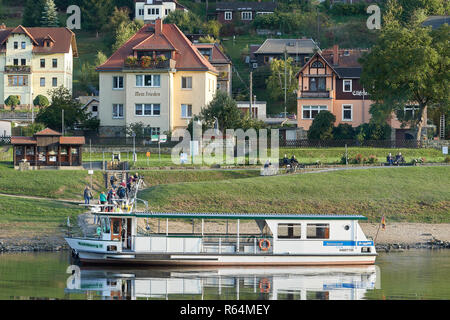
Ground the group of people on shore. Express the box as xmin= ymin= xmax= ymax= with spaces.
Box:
xmin=83 ymin=172 xmax=141 ymax=213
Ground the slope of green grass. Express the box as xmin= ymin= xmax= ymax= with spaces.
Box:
xmin=139 ymin=166 xmax=450 ymax=223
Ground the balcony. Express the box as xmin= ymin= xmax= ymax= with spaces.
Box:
xmin=123 ymin=57 xmax=176 ymax=71
xmin=4 ymin=65 xmax=32 ymax=74
xmin=300 ymin=90 xmax=330 ymax=98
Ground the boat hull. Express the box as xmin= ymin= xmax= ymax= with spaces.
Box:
xmin=77 ymin=251 xmax=377 ymax=266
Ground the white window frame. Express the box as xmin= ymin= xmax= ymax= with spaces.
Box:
xmin=404 ymin=105 xmax=420 ymax=120
xmin=342 ymin=104 xmax=353 ymax=121
xmin=135 ymin=103 xmax=161 ymax=117
xmin=224 ymin=11 xmax=232 ymax=20
xmin=343 ymin=79 xmax=352 ymax=93
xmin=52 ymin=77 xmax=58 ymax=87
xmin=138 ymin=8 xmax=144 ymax=16
xmin=181 ymin=76 xmax=192 ymax=89
xmin=40 ymin=77 xmax=45 ymax=87
xmin=301 ymin=105 xmax=327 ymax=120
xmin=112 ymin=104 xmax=124 ymax=119
xmin=136 ymin=74 xmax=161 ymax=88
xmin=181 ymin=104 xmax=192 ymax=119
xmin=113 ymin=76 xmax=124 ymax=90
xmin=241 ymin=11 xmax=252 ymax=20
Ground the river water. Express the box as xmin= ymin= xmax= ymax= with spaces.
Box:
xmin=0 ymin=249 xmax=449 ymax=300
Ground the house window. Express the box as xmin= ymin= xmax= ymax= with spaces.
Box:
xmin=309 ymin=77 xmax=326 ymax=91
xmin=40 ymin=59 xmax=45 ymax=68
xmin=343 ymin=79 xmax=352 ymax=92
xmin=13 ymin=59 xmax=18 ymax=66
xmin=52 ymin=59 xmax=57 ymax=68
xmin=13 ymin=42 xmax=18 ymax=49
xmin=241 ymin=11 xmax=252 ymax=20
xmin=224 ymin=11 xmax=232 ymax=20
xmin=92 ymin=105 xmax=98 ymax=112
xmin=342 ymin=104 xmax=353 ymax=121
xmin=52 ymin=77 xmax=58 ymax=87
xmin=148 ymin=8 xmax=151 ymax=15
xmin=403 ymin=106 xmax=420 ymax=120
xmin=112 ymin=104 xmax=124 ymax=119
xmin=307 ymin=224 xmax=330 ymax=239
xmin=136 ymin=74 xmax=160 ymax=87
xmin=113 ymin=76 xmax=124 ymax=89
xmin=40 ymin=77 xmax=45 ymax=87
xmin=8 ymin=75 xmax=28 ymax=86
xmin=181 ymin=76 xmax=192 ymax=89
xmin=135 ymin=104 xmax=160 ymax=116
xmin=138 ymin=8 xmax=144 ymax=16
xmin=165 ymin=9 xmax=170 ymax=15
xmin=181 ymin=104 xmax=192 ymax=118
xmin=277 ymin=224 xmax=301 ymax=239
xmin=21 ymin=59 xmax=26 ymax=66
xmin=311 ymin=61 xmax=324 ymax=68
xmin=302 ymin=105 xmax=327 ymax=120
xmin=144 ymin=127 xmax=160 ymax=136
xmin=21 ymin=42 xmax=26 ymax=49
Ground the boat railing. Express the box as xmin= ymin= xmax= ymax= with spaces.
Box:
xmin=132 ymin=233 xmax=273 ymax=255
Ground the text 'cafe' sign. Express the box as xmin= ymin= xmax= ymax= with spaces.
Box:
xmin=151 ymin=134 xmax=167 ymax=142
xmin=352 ymin=89 xmax=369 ymax=97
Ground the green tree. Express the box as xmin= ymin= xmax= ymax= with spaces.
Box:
xmin=22 ymin=0 xmax=45 ymax=27
xmin=36 ymin=86 xmax=88 ymax=130
xmin=360 ymin=23 xmax=450 ymax=140
xmin=197 ymin=91 xmax=243 ymax=131
xmin=307 ymin=111 xmax=336 ymax=140
xmin=266 ymin=56 xmax=299 ymax=113
xmin=33 ymin=95 xmax=50 ymax=108
xmin=4 ymin=95 xmax=20 ymax=110
xmin=112 ymin=20 xmax=144 ymax=52
xmin=41 ymin=0 xmax=59 ymax=27
xmin=110 ymin=6 xmax=131 ymax=32
xmin=163 ymin=10 xmax=203 ymax=34
xmin=80 ymin=0 xmax=114 ymax=36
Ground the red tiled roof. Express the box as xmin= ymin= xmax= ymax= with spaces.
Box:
xmin=194 ymin=43 xmax=231 ymax=64
xmin=11 ymin=136 xmax=36 ymax=145
xmin=35 ymin=128 xmax=62 ymax=136
xmin=97 ymin=22 xmax=217 ymax=73
xmin=60 ymin=136 xmax=85 ymax=145
xmin=132 ymin=33 xmax=176 ymax=51
xmin=0 ymin=26 xmax=77 ymax=56
xmin=321 ymin=48 xmax=367 ymax=68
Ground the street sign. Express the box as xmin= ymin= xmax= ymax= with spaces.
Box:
xmin=443 ymin=146 xmax=448 ymax=155
xmin=151 ymin=135 xmax=159 ymax=142
xmin=88 ymin=170 xmax=94 ymax=175
xmin=159 ymin=134 xmax=167 ymax=143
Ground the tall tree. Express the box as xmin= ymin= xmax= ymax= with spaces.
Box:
xmin=360 ymin=23 xmax=450 ymax=140
xmin=41 ymin=0 xmax=60 ymax=27
xmin=80 ymin=0 xmax=114 ymax=36
xmin=22 ymin=0 xmax=46 ymax=27
xmin=112 ymin=20 xmax=144 ymax=52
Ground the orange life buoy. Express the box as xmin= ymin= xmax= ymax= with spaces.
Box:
xmin=258 ymin=239 xmax=271 ymax=251
xmin=259 ymin=278 xmax=271 ymax=293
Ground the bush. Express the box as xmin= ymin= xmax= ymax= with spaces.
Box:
xmin=333 ymin=123 xmax=355 ymax=140
xmin=366 ymin=155 xmax=378 ymax=164
xmin=140 ymin=56 xmax=152 ymax=68
xmin=329 ymin=3 xmax=367 ymax=16
xmin=307 ymin=111 xmax=336 ymax=140
xmin=445 ymin=156 xmax=450 ymax=163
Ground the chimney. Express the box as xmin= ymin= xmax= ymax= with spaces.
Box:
xmin=333 ymin=44 xmax=339 ymax=65
xmin=155 ymin=19 xmax=163 ymax=35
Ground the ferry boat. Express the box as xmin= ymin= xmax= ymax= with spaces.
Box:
xmin=65 ymin=180 xmax=377 ymax=266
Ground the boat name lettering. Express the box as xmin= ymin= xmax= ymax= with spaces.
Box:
xmin=77 ymin=241 xmax=103 ymax=248
xmin=323 ymin=241 xmax=373 ymax=246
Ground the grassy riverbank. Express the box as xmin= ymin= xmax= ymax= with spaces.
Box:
xmin=139 ymin=166 xmax=450 ymax=223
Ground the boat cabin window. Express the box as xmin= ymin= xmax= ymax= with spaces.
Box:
xmin=277 ymin=223 xmax=301 ymax=239
xmin=112 ymin=220 xmax=121 ymax=235
xmin=306 ymin=224 xmax=330 ymax=239
xmin=101 ymin=218 xmax=110 ymax=233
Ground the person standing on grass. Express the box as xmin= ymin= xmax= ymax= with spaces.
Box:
xmin=84 ymin=186 xmax=92 ymax=204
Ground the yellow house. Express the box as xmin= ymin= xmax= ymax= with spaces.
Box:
xmin=96 ymin=19 xmax=218 ymax=136
xmin=0 ymin=25 xmax=77 ymax=108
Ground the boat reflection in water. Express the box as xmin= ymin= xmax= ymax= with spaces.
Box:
xmin=65 ymin=265 xmax=380 ymax=300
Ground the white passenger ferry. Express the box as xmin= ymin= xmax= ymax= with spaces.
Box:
xmin=65 ymin=199 xmax=377 ymax=266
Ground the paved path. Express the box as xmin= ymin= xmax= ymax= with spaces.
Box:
xmin=0 ymin=192 xmax=81 ymax=204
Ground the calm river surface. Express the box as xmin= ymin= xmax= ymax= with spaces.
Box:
xmin=0 ymin=249 xmax=449 ymax=300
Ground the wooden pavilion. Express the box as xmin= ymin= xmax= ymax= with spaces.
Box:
xmin=11 ymin=128 xmax=85 ymax=169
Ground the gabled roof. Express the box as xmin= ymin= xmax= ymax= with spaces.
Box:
xmin=132 ymin=33 xmax=176 ymax=51
xmin=216 ymin=1 xmax=277 ymax=12
xmin=255 ymin=38 xmax=319 ymax=55
xmin=193 ymin=43 xmax=231 ymax=64
xmin=35 ymin=128 xmax=62 ymax=136
xmin=0 ymin=26 xmax=78 ymax=56
xmin=97 ymin=22 xmax=217 ymax=73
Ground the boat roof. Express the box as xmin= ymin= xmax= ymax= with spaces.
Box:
xmin=97 ymin=211 xmax=368 ymax=221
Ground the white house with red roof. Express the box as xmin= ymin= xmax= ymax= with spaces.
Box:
xmin=0 ymin=24 xmax=78 ymax=109
xmin=135 ymin=0 xmax=188 ymax=23
xmin=96 ymin=19 xmax=218 ymax=136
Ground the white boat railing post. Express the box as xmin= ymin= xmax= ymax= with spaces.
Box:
xmin=219 ymin=238 xmax=222 ymax=254
xmin=254 ymin=237 xmax=257 ymax=254
xmin=237 ymin=219 xmax=240 ymax=253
